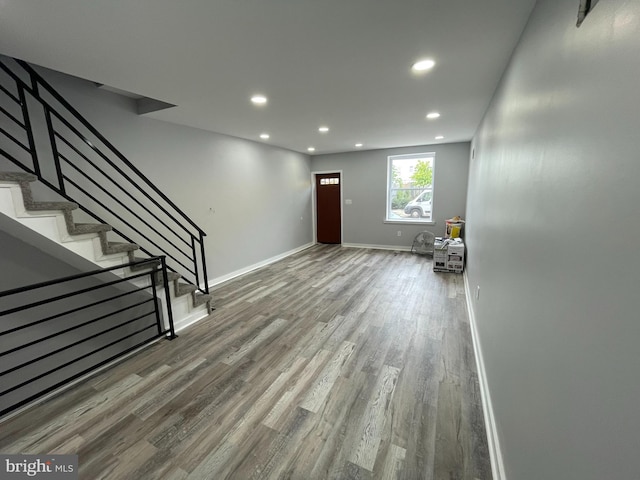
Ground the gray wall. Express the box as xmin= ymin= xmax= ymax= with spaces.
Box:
xmin=465 ymin=1 xmax=640 ymax=478
xmin=3 ymin=62 xmax=313 ymax=282
xmin=311 ymin=143 xmax=469 ymax=247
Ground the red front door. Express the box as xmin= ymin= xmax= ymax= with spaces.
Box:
xmin=316 ymin=173 xmax=341 ymax=244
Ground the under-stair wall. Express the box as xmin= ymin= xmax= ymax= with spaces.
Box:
xmin=0 ymin=216 xmax=162 ymax=415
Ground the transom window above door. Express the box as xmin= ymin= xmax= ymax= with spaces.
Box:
xmin=320 ymin=178 xmax=339 ymax=185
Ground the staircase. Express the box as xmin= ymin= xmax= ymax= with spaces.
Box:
xmin=0 ymin=55 xmax=213 ymax=332
xmin=0 ymin=171 xmax=212 ymax=330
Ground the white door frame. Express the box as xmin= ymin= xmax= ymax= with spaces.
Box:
xmin=311 ymin=170 xmax=344 ymax=244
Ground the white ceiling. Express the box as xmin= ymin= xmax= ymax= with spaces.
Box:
xmin=0 ymin=0 xmax=536 ymax=155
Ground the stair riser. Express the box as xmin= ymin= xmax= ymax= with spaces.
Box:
xmin=0 ymin=185 xmax=18 ymax=215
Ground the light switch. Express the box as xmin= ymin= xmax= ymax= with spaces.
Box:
xmin=345 ymin=199 xmax=352 ymax=205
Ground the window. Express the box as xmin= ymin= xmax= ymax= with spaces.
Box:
xmin=320 ymin=178 xmax=339 ymax=185
xmin=386 ymin=152 xmax=435 ymax=222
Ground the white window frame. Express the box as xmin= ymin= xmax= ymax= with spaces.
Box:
xmin=385 ymin=152 xmax=436 ymax=225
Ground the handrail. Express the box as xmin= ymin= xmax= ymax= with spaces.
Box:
xmin=14 ymin=59 xmax=206 ymax=236
xmin=0 ymin=56 xmax=209 ymax=294
xmin=0 ymin=257 xmax=158 ymax=299
xmin=0 ymin=256 xmax=176 ymax=417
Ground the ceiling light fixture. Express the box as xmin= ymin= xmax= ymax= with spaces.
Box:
xmin=412 ymin=59 xmax=435 ymax=72
xmin=355 ymin=143 xmax=363 ymax=148
xmin=260 ymin=133 xmax=270 ymax=139
xmin=435 ymin=135 xmax=444 ymax=140
xmin=318 ymin=126 xmax=329 ymax=133
xmin=251 ymin=95 xmax=268 ymax=105
xmin=426 ymin=112 xmax=441 ymax=119
xmin=307 ymin=147 xmax=316 ymax=152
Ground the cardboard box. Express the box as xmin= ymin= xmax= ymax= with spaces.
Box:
xmin=447 ymin=262 xmax=464 ymax=272
xmin=433 ymin=239 xmax=465 ymax=273
xmin=433 ymin=240 xmax=448 ymax=271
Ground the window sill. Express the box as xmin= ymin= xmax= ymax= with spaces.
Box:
xmin=384 ymin=219 xmax=436 ymax=226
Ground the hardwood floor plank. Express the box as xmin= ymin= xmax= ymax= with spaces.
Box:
xmin=350 ymin=365 xmax=401 ymax=471
xmin=247 ymin=281 xmax=288 ymax=303
xmin=378 ymin=443 xmax=407 ymax=480
xmin=298 ymin=372 xmax=375 ymax=479
xmin=262 ymin=349 xmax=331 ymax=430
xmin=0 ymin=246 xmax=491 ymax=479
xmin=434 ymin=379 xmax=473 ymax=480
xmin=221 ymin=317 xmax=287 ymax=366
xmin=299 ymin=340 xmax=357 ymax=413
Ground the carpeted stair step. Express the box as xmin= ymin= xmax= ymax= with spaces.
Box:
xmin=153 ymin=270 xmax=181 ymax=285
xmin=97 ymin=231 xmax=139 ymax=256
xmin=25 ymin=201 xmax=79 ymax=212
xmin=0 ymin=172 xmax=79 ymax=215
xmin=129 ymin=256 xmax=162 ymax=271
xmin=176 ymin=282 xmax=197 ymax=297
xmin=0 ymin=172 xmax=37 ymax=183
xmin=193 ymin=292 xmax=213 ymax=308
xmin=68 ymin=222 xmax=113 ymax=235
xmin=103 ymin=241 xmax=139 ymax=255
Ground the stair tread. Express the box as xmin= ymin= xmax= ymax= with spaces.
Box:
xmin=154 ymin=270 xmax=181 ymax=280
xmin=130 ymin=256 xmax=161 ymax=271
xmin=153 ymin=271 xmax=181 ymax=289
xmin=176 ymin=283 xmax=198 ymax=295
xmin=106 ymin=241 xmax=139 ymax=253
xmin=0 ymin=172 xmax=38 ymax=183
xmin=132 ymin=256 xmax=161 ymax=263
xmin=27 ymin=201 xmax=79 ymax=211
xmin=70 ymin=223 xmax=112 ymax=234
xmin=193 ymin=292 xmax=213 ymax=307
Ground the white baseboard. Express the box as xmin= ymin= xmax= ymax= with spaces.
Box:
xmin=207 ymin=242 xmax=315 ymax=289
xmin=341 ymin=243 xmax=412 ymax=252
xmin=463 ymin=272 xmax=506 ymax=480
xmin=173 ymin=308 xmax=210 ymax=334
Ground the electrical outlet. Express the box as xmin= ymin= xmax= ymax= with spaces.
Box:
xmin=397 ymin=231 xmax=402 ymax=237
xmin=476 ymin=285 xmax=480 ymax=300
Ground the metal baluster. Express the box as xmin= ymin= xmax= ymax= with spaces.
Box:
xmin=43 ymin=107 xmax=65 ymax=194
xmin=161 ymin=256 xmax=177 ymax=339
xmin=199 ymin=232 xmax=209 ymax=295
xmin=17 ymin=84 xmax=40 ymax=176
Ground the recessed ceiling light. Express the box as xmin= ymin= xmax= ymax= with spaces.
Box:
xmin=251 ymin=95 xmax=268 ymax=105
xmin=435 ymin=135 xmax=444 ymax=140
xmin=318 ymin=126 xmax=329 ymax=133
xmin=426 ymin=112 xmax=441 ymax=119
xmin=307 ymin=147 xmax=316 ymax=152
xmin=412 ymin=59 xmax=435 ymax=72
xmin=260 ymin=133 xmax=270 ymax=139
xmin=355 ymin=143 xmax=363 ymax=147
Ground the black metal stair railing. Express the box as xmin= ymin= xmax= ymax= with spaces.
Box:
xmin=0 ymin=56 xmax=209 ymax=295
xmin=0 ymin=257 xmax=175 ymax=417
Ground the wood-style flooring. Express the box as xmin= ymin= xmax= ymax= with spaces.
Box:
xmin=0 ymin=245 xmax=491 ymax=479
